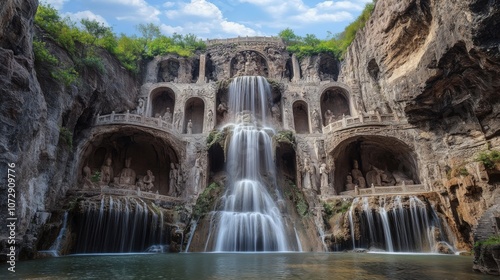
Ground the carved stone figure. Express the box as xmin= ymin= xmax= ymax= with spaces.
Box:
xmin=312 ymin=109 xmax=321 ymax=132
xmin=138 ymin=170 xmax=155 ymax=191
xmin=302 ymin=157 xmax=314 ymax=189
xmin=174 ymin=108 xmax=182 ymax=131
xmin=351 ymin=160 xmax=366 ymax=188
xmin=118 ymin=157 xmax=136 ymax=186
xmin=176 ymin=163 xmax=183 ymax=195
xmin=324 ymin=109 xmax=335 ymax=125
xmin=366 ymin=165 xmax=383 ymax=187
xmin=345 ymin=175 xmax=355 ymax=191
xmin=206 ymin=109 xmax=213 ymax=130
xmin=136 ymin=98 xmax=144 ymax=115
xmin=217 ymin=102 xmax=228 ymax=117
xmin=381 ymin=171 xmax=396 ymax=186
xmin=169 ymin=163 xmax=178 ymax=196
xmin=100 ymin=157 xmax=113 ymax=186
xmin=163 ymin=107 xmax=172 ymax=123
xmin=82 ymin=164 xmax=93 ymax=188
xmin=187 ymin=119 xmax=193 ymax=134
xmin=393 ymin=171 xmax=415 ymax=185
xmin=193 ymin=157 xmax=203 ymax=194
xmin=319 ymin=162 xmax=329 ymax=194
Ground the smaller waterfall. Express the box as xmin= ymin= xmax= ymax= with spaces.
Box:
xmin=73 ymin=196 xmax=167 ymax=253
xmin=345 ymin=196 xmax=455 ymax=253
xmin=41 ymin=212 xmax=68 ymax=256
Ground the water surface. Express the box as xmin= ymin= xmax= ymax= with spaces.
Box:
xmin=5 ymin=253 xmax=496 ymax=279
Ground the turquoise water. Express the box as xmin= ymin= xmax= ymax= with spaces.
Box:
xmin=3 ymin=253 xmax=495 ymax=279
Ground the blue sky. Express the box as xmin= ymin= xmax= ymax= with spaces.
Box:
xmin=42 ymin=0 xmax=373 ymax=39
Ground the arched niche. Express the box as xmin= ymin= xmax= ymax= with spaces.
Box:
xmin=184 ymin=97 xmax=205 ymax=134
xmin=158 ymin=58 xmax=180 ymax=82
xmin=150 ymin=87 xmax=175 ymax=119
xmin=320 ymin=87 xmax=351 ymax=126
xmin=276 ymin=141 xmax=296 ymax=182
xmin=318 ymin=53 xmax=340 ymax=81
xmin=293 ymin=101 xmax=310 ymax=134
xmin=80 ymin=128 xmax=180 ymax=195
xmin=230 ymin=50 xmax=269 ymax=78
xmin=331 ymin=136 xmax=420 ymax=194
xmin=208 ymin=142 xmax=225 ymax=180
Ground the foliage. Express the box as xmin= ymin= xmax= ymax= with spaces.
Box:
xmin=193 ymin=182 xmax=223 ymax=218
xmin=59 ymin=126 xmax=73 ymax=149
xmin=207 ymin=129 xmax=227 ymax=149
xmin=274 ymin=130 xmax=295 ymax=146
xmin=77 ymin=56 xmax=106 ymax=74
xmin=477 ymin=150 xmax=500 ymax=169
xmin=34 ymin=3 xmax=206 ymax=74
xmin=475 ymin=235 xmax=500 ymax=248
xmin=323 ymin=200 xmax=351 ymax=221
xmin=33 ymin=40 xmax=58 ymax=66
xmin=284 ymin=180 xmax=308 ymax=217
xmin=279 ymin=1 xmax=375 ymax=59
xmin=52 ymin=67 xmax=79 ymax=86
xmin=91 ymin=171 xmax=101 ymax=183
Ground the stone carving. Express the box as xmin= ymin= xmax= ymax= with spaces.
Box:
xmin=217 ymin=102 xmax=228 ymax=117
xmin=193 ymin=157 xmax=203 ymax=195
xmin=138 ymin=170 xmax=155 ymax=191
xmin=345 ymin=175 xmax=355 ymax=191
xmin=351 ymin=160 xmax=366 ymax=188
xmin=393 ymin=171 xmax=415 ymax=185
xmin=82 ymin=164 xmax=93 ymax=188
xmin=174 ymin=108 xmax=183 ymax=132
xmin=302 ymin=157 xmax=314 ymax=190
xmin=163 ymin=107 xmax=172 ymax=123
xmin=319 ymin=162 xmax=329 ymax=194
xmin=136 ymin=98 xmax=144 ymax=115
xmin=366 ymin=165 xmax=383 ymax=187
xmin=312 ymin=109 xmax=321 ymax=132
xmin=169 ymin=163 xmax=178 ymax=196
xmin=100 ymin=157 xmax=113 ymax=186
xmin=324 ymin=109 xmax=335 ymax=125
xmin=176 ymin=163 xmax=183 ymax=195
xmin=271 ymin=103 xmax=281 ymax=124
xmin=187 ymin=119 xmax=193 ymax=134
xmin=118 ymin=157 xmax=136 ymax=187
xmin=206 ymin=109 xmax=213 ymax=130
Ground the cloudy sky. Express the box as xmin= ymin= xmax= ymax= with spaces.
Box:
xmin=42 ymin=0 xmax=373 ymax=39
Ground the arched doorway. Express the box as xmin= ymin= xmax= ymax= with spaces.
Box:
xmin=150 ymin=87 xmax=175 ymax=119
xmin=184 ymin=97 xmax=205 ymax=134
xmin=293 ymin=101 xmax=310 ymax=134
xmin=320 ymin=87 xmax=350 ymax=126
xmin=230 ymin=50 xmax=269 ymax=78
xmin=330 ymin=135 xmax=420 ymax=194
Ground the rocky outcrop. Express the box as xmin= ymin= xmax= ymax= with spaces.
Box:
xmin=0 ymin=0 xmax=139 ymax=260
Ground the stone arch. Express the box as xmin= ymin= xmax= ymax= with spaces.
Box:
xmin=330 ymin=135 xmax=420 ymax=194
xmin=293 ymin=100 xmax=310 ymax=134
xmin=318 ymin=53 xmax=340 ymax=81
xmin=230 ymin=50 xmax=269 ymax=78
xmin=184 ymin=97 xmax=205 ymax=134
xmin=320 ymin=85 xmax=351 ymax=126
xmin=78 ymin=126 xmax=183 ymax=195
xmin=149 ymin=86 xmax=176 ymax=118
xmin=157 ymin=58 xmax=180 ymax=82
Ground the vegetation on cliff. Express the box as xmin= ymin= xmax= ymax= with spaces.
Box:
xmin=278 ymin=1 xmax=375 ymax=59
xmin=34 ymin=4 xmax=206 ymax=73
xmin=477 ymin=150 xmax=500 ymax=170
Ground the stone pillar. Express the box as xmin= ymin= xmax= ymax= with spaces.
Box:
xmin=291 ymin=54 xmax=301 ymax=82
xmin=197 ymin=54 xmax=206 ymax=84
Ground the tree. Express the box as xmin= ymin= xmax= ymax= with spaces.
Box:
xmin=278 ymin=28 xmax=300 ymax=44
xmin=80 ymin=19 xmax=112 ymax=46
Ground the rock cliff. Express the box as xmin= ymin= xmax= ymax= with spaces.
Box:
xmin=0 ymin=0 xmax=139 ymax=259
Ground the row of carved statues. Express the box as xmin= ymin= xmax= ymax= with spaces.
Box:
xmin=345 ymin=160 xmax=414 ymax=191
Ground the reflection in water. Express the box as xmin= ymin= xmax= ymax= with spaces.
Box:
xmin=12 ymin=253 xmax=496 ymax=279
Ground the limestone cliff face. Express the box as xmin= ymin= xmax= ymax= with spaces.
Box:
xmin=0 ymin=0 xmax=139 ymax=259
xmin=339 ymin=0 xmax=500 ymax=257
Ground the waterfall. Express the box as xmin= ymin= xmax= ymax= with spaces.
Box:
xmin=73 ymin=196 xmax=167 ymax=253
xmin=210 ymin=76 xmax=292 ymax=252
xmin=41 ymin=212 xmax=68 ymax=257
xmin=346 ymin=196 xmax=455 ymax=253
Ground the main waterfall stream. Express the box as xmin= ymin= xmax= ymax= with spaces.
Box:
xmin=208 ymin=76 xmax=292 ymax=252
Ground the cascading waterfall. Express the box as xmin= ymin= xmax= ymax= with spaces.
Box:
xmin=73 ymin=196 xmax=167 ymax=253
xmin=209 ymin=76 xmax=292 ymax=252
xmin=347 ymin=195 xmax=454 ymax=253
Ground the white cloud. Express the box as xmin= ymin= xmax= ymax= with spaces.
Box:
xmin=41 ymin=0 xmax=68 ymax=10
xmin=64 ymin=11 xmax=110 ymax=27
xmin=162 ymin=0 xmax=259 ymax=37
xmin=163 ymin=2 xmax=176 ymax=8
xmin=94 ymin=0 xmax=161 ymax=23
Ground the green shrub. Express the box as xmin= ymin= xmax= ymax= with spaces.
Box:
xmin=193 ymin=182 xmax=223 ymax=218
xmin=77 ymin=56 xmax=105 ymax=74
xmin=475 ymin=235 xmax=500 ymax=248
xmin=52 ymin=67 xmax=78 ymax=86
xmin=91 ymin=171 xmax=101 ymax=183
xmin=477 ymin=150 xmax=500 ymax=169
xmin=59 ymin=126 xmax=73 ymax=148
xmin=33 ymin=40 xmax=58 ymax=66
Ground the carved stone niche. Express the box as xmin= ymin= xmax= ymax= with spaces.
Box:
xmin=330 ymin=135 xmax=420 ymax=194
xmin=80 ymin=128 xmax=180 ymax=195
xmin=318 ymin=53 xmax=340 ymax=81
xmin=183 ymin=97 xmax=205 ymax=134
xmin=293 ymin=100 xmax=310 ymax=134
xmin=150 ymin=87 xmax=175 ymax=118
xmin=230 ymin=50 xmax=269 ymax=78
xmin=320 ymin=87 xmax=351 ymax=126
xmin=158 ymin=58 xmax=180 ymax=82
